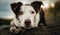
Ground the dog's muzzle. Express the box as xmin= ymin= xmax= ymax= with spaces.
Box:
xmin=24 ymin=19 xmax=31 ymax=27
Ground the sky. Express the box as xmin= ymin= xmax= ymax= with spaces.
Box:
xmin=0 ymin=0 xmax=59 ymax=19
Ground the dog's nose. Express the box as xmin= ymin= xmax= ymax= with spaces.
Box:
xmin=25 ymin=19 xmax=31 ymax=26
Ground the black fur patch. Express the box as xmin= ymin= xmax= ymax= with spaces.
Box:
xmin=10 ymin=2 xmax=23 ymax=17
xmin=31 ymin=1 xmax=43 ymax=13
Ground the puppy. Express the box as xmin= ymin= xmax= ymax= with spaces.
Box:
xmin=10 ymin=1 xmax=46 ymax=33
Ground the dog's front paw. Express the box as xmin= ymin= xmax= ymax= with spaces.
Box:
xmin=10 ymin=21 xmax=22 ymax=33
xmin=10 ymin=27 xmax=22 ymax=33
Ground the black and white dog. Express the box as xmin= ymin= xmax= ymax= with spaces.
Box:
xmin=10 ymin=1 xmax=47 ymax=33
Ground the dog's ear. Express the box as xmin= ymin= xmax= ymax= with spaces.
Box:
xmin=10 ymin=2 xmax=23 ymax=14
xmin=31 ymin=1 xmax=43 ymax=13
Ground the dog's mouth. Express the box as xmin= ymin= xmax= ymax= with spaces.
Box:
xmin=25 ymin=21 xmax=31 ymax=26
xmin=24 ymin=19 xmax=31 ymax=27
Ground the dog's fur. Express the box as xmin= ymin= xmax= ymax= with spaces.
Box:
xmin=10 ymin=1 xmax=46 ymax=33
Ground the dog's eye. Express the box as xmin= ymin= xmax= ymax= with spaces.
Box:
xmin=19 ymin=11 xmax=23 ymax=15
xmin=31 ymin=11 xmax=35 ymax=14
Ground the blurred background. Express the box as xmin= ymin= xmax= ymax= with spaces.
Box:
xmin=0 ymin=0 xmax=60 ymax=35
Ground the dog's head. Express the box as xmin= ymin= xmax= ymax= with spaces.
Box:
xmin=10 ymin=1 xmax=43 ymax=29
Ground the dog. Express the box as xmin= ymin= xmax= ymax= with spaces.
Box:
xmin=10 ymin=1 xmax=47 ymax=33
